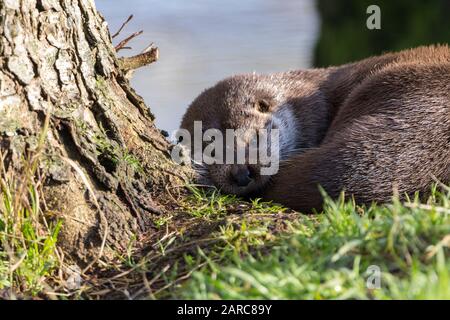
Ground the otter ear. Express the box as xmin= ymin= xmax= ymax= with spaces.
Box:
xmin=255 ymin=99 xmax=271 ymax=113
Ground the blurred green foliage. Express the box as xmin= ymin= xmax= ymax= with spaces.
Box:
xmin=314 ymin=0 xmax=450 ymax=67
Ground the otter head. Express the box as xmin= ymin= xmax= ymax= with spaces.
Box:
xmin=179 ymin=74 xmax=300 ymax=196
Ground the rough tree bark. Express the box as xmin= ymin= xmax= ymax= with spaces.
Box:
xmin=0 ymin=0 xmax=192 ymax=264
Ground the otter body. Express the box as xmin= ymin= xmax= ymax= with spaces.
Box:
xmin=180 ymin=45 xmax=450 ymax=212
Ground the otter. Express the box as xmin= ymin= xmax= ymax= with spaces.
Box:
xmin=180 ymin=45 xmax=450 ymax=212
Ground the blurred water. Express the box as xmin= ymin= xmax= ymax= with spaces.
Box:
xmin=97 ymin=0 xmax=319 ymax=133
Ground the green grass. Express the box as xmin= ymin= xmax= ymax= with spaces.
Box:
xmin=0 ymin=115 xmax=62 ymax=298
xmin=184 ymin=184 xmax=240 ymax=218
xmin=90 ymin=185 xmax=449 ymax=300
xmin=184 ymin=184 xmax=288 ymax=218
xmin=175 ymin=188 xmax=450 ymax=299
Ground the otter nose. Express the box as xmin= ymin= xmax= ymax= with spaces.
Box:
xmin=230 ymin=166 xmax=253 ymax=187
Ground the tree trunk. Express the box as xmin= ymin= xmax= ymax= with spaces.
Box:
xmin=0 ymin=0 xmax=192 ymax=264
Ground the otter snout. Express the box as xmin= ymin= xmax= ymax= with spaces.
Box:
xmin=230 ymin=165 xmax=255 ymax=187
xmin=210 ymin=163 xmax=266 ymax=195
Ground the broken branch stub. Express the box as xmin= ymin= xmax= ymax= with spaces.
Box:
xmin=118 ymin=46 xmax=159 ymax=72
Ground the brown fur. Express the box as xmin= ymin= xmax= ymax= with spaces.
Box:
xmin=180 ymin=45 xmax=450 ymax=212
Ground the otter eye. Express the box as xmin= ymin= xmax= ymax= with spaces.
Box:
xmin=256 ymin=99 xmax=270 ymax=113
xmin=178 ymin=136 xmax=184 ymax=143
